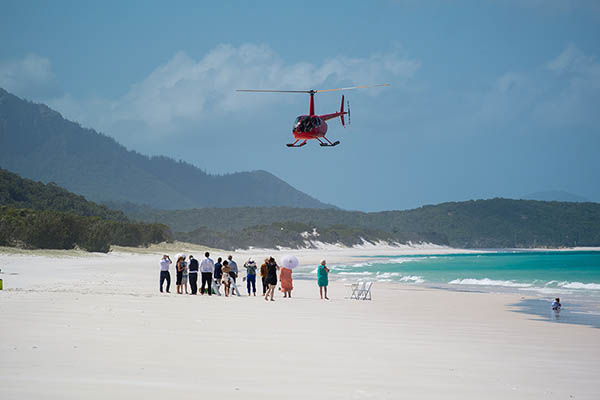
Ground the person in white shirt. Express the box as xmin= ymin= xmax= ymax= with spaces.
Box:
xmin=159 ymin=255 xmax=172 ymax=293
xmin=228 ymin=255 xmax=238 ymax=284
xmin=200 ymin=252 xmax=215 ymax=295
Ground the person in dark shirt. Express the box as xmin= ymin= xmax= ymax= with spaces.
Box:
xmin=188 ymin=255 xmax=199 ymax=295
xmin=214 ymin=257 xmax=223 ymax=280
xmin=264 ymin=257 xmax=279 ymax=302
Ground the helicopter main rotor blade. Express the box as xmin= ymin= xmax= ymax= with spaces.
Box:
xmin=314 ymin=83 xmax=390 ymax=93
xmin=236 ymin=84 xmax=390 ymax=94
xmin=236 ymin=89 xmax=311 ymax=93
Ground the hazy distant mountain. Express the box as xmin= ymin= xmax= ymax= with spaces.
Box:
xmin=0 ymin=88 xmax=334 ymax=210
xmin=521 ymin=190 xmax=590 ymax=203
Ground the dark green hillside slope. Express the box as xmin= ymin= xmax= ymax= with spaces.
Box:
xmin=0 ymin=169 xmax=171 ymax=252
xmin=0 ymin=168 xmax=126 ymax=220
xmin=0 ymin=88 xmax=333 ymax=210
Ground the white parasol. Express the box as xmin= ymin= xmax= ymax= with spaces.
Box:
xmin=280 ymin=255 xmax=300 ymax=270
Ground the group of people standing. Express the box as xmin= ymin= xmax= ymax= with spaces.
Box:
xmin=159 ymin=253 xmax=330 ymax=300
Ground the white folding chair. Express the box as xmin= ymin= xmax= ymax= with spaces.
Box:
xmin=358 ymin=281 xmax=373 ymax=300
xmin=350 ymin=281 xmax=365 ymax=299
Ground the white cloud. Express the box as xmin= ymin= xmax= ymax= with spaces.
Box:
xmin=546 ymin=44 xmax=600 ymax=84
xmin=87 ymin=43 xmax=419 ymax=132
xmin=0 ymin=53 xmax=61 ymax=98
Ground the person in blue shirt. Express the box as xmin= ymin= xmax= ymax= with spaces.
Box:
xmin=552 ymin=297 xmax=562 ymax=311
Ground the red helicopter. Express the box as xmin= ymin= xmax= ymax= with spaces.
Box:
xmin=237 ymin=84 xmax=389 ymax=147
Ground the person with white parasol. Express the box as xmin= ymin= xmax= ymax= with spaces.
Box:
xmin=280 ymin=255 xmax=299 ymax=298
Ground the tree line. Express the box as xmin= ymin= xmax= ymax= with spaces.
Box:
xmin=0 ymin=206 xmax=171 ymax=252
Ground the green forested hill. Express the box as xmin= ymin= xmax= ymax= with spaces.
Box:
xmin=120 ymin=199 xmax=600 ymax=249
xmin=0 ymin=88 xmax=333 ymax=210
xmin=0 ymin=168 xmax=126 ymax=220
xmin=0 ymin=169 xmax=171 ymax=252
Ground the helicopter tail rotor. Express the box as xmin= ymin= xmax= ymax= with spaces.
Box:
xmin=340 ymin=95 xmax=346 ymax=127
xmin=347 ymin=100 xmax=351 ymax=126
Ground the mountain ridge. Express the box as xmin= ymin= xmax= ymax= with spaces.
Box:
xmin=0 ymin=87 xmax=334 ymax=210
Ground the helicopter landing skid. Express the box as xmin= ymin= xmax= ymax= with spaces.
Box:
xmin=317 ymin=137 xmax=340 ymax=147
xmin=286 ymin=140 xmax=307 ymax=148
xmin=319 ymin=141 xmax=340 ymax=147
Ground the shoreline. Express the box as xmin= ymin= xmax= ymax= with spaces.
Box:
xmin=1 ymin=250 xmax=599 ymax=398
xmin=2 ymin=242 xmax=599 ymax=264
xmin=1 ymin=251 xmax=599 ymax=399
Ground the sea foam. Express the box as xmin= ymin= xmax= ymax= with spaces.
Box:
xmin=448 ymin=278 xmax=533 ymax=288
xmin=558 ymin=281 xmax=600 ymax=290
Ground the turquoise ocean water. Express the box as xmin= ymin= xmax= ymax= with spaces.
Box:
xmin=301 ymin=251 xmax=600 ymax=293
xmin=295 ymin=250 xmax=600 ymax=327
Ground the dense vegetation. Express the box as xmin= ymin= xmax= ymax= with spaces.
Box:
xmin=0 ymin=169 xmax=172 ymax=252
xmin=1 ymin=168 xmax=126 ymax=220
xmin=122 ymin=199 xmax=600 ymax=249
xmin=0 ymin=88 xmax=333 ymax=210
xmin=176 ymin=222 xmax=439 ymax=251
xmin=0 ymin=206 xmax=171 ymax=252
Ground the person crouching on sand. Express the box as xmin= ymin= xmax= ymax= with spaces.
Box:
xmin=317 ymin=260 xmax=330 ymax=300
xmin=176 ymin=256 xmax=185 ymax=294
xmin=221 ymin=260 xmax=232 ymax=297
xmin=264 ymin=257 xmax=279 ymax=302
xmin=280 ymin=266 xmax=293 ymax=298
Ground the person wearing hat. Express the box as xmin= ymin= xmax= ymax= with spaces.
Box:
xmin=243 ymin=258 xmax=258 ymax=296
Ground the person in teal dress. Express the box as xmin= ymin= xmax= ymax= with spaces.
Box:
xmin=317 ymin=259 xmax=330 ymax=300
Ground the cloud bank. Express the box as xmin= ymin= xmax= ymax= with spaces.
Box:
xmin=0 ymin=54 xmax=61 ymax=99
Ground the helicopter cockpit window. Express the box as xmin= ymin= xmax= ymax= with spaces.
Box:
xmin=294 ymin=116 xmax=315 ymax=132
xmin=293 ymin=116 xmax=303 ymax=130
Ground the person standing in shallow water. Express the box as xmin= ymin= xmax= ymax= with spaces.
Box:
xmin=317 ymin=260 xmax=330 ymax=300
xmin=159 ymin=254 xmax=172 ymax=293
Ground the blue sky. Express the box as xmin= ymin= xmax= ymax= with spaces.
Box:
xmin=2 ymin=0 xmax=599 ymax=211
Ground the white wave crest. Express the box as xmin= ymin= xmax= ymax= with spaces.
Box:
xmin=375 ymin=272 xmax=401 ymax=278
xmin=448 ymin=278 xmax=533 ymax=288
xmin=558 ymin=281 xmax=600 ymax=290
xmin=338 ymin=271 xmax=373 ymax=276
xmin=399 ymin=275 xmax=425 ymax=283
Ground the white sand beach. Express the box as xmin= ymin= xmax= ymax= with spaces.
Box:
xmin=1 ymin=247 xmax=599 ymax=399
